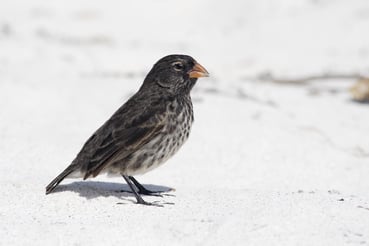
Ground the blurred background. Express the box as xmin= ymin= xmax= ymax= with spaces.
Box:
xmin=1 ymin=0 xmax=369 ymax=245
xmin=1 ymin=0 xmax=369 ymax=81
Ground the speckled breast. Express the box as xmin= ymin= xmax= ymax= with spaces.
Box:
xmin=121 ymin=98 xmax=194 ymax=176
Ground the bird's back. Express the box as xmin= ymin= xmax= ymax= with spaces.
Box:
xmin=70 ymin=90 xmax=168 ymax=177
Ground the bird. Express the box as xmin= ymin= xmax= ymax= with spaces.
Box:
xmin=45 ymin=54 xmax=209 ymax=205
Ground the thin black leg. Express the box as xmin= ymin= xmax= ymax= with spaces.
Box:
xmin=129 ymin=176 xmax=163 ymax=196
xmin=122 ymin=175 xmax=152 ymax=205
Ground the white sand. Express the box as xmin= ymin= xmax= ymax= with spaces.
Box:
xmin=1 ymin=0 xmax=369 ymax=245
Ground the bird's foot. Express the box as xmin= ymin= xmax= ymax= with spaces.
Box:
xmin=137 ymin=187 xmax=164 ymax=197
xmin=118 ymin=188 xmax=163 ymax=197
xmin=136 ymin=197 xmax=163 ymax=207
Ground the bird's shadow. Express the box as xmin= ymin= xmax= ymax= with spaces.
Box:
xmin=51 ymin=181 xmax=175 ymax=202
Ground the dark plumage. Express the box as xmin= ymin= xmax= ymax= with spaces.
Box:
xmin=45 ymin=54 xmax=209 ymax=205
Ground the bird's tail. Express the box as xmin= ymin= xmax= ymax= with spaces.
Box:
xmin=45 ymin=165 xmax=77 ymax=195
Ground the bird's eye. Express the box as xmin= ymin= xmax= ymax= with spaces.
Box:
xmin=173 ymin=62 xmax=184 ymax=71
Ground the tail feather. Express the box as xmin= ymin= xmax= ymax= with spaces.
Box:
xmin=45 ymin=166 xmax=77 ymax=195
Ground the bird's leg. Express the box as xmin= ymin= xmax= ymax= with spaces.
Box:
xmin=122 ymin=174 xmax=157 ymax=206
xmin=129 ymin=176 xmax=163 ymax=196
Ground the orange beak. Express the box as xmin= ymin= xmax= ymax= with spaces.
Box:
xmin=188 ymin=62 xmax=209 ymax=78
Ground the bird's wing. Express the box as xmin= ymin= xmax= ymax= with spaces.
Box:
xmin=82 ymin=109 xmax=167 ymax=179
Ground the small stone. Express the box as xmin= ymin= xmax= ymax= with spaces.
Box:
xmin=350 ymin=78 xmax=369 ymax=102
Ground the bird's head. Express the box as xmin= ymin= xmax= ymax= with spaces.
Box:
xmin=142 ymin=54 xmax=209 ymax=95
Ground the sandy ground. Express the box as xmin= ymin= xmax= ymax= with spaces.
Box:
xmin=1 ymin=0 xmax=369 ymax=245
